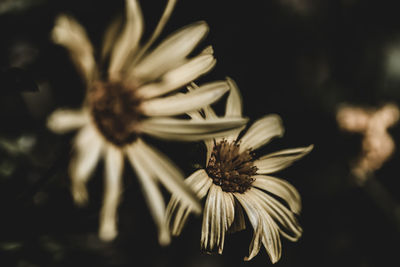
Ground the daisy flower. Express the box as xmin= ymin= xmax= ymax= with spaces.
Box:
xmin=47 ymin=0 xmax=247 ymax=244
xmin=167 ymin=78 xmax=313 ymax=263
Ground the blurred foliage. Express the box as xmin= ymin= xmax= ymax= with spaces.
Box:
xmin=1 ymin=0 xmax=400 ymax=266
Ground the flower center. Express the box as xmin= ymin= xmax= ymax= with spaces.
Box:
xmin=206 ymin=139 xmax=258 ymax=193
xmin=89 ymin=81 xmax=142 ymax=146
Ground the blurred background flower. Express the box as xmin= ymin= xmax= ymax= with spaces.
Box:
xmin=1 ymin=0 xmax=400 ymax=267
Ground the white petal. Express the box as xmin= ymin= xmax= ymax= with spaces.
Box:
xmin=166 ymin=169 xmax=212 ymax=236
xmin=132 ymin=21 xmax=209 ymax=80
xmin=52 ymin=15 xmax=96 ymax=83
xmin=99 ymin=144 xmax=124 ymax=241
xmin=134 ymin=139 xmax=201 ymax=213
xmin=234 ymin=193 xmax=262 ymax=260
xmin=187 ymin=82 xmax=218 ymax=120
xmin=69 ymin=124 xmax=104 ymax=205
xmin=101 ymin=16 xmax=123 ymax=61
xmin=220 ymin=193 xmax=235 ymax=253
xmin=126 ymin=141 xmax=171 ymax=245
xmin=225 ymin=77 xmax=242 ymax=118
xmin=140 ymin=117 xmax=248 ymax=141
xmin=200 ymin=185 xmax=235 ymax=254
xmin=200 ymin=185 xmax=217 ymax=251
xmin=236 ymin=191 xmax=282 ymax=263
xmin=223 ymin=77 xmax=244 ymax=142
xmin=137 ymin=54 xmax=216 ymax=99
xmin=252 ymin=175 xmax=302 ymax=214
xmin=228 ymin=201 xmax=246 ymax=233
xmin=252 ymin=187 xmax=302 ymax=242
xmin=140 ymin=81 xmax=229 ymax=116
xmin=259 ymin=207 xmax=282 ymax=264
xmin=126 ymin=0 xmax=177 ymax=70
xmin=239 ymin=114 xmax=284 ymax=152
xmin=108 ymin=0 xmax=143 ymax=80
xmin=204 ymin=139 xmax=214 ymax=165
xmin=254 ymin=145 xmax=313 ymax=174
xmin=47 ymin=109 xmax=89 ymax=134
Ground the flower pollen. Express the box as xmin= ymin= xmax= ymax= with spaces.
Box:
xmin=206 ymin=139 xmax=257 ymax=193
xmin=89 ymin=81 xmax=142 ymax=146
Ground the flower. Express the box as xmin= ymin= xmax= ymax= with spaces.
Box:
xmin=167 ymin=78 xmax=313 ymax=263
xmin=47 ymin=0 xmax=247 ymax=244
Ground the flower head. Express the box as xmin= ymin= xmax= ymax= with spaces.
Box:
xmin=47 ymin=0 xmax=247 ymax=244
xmin=167 ymin=78 xmax=313 ymax=263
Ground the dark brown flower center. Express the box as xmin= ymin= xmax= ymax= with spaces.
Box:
xmin=89 ymin=81 xmax=142 ymax=146
xmin=206 ymin=139 xmax=258 ymax=193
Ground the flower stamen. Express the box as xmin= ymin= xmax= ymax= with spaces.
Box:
xmin=89 ymin=81 xmax=142 ymax=146
xmin=206 ymin=139 xmax=257 ymax=193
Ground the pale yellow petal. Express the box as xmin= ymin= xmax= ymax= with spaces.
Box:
xmin=228 ymin=201 xmax=246 ymax=233
xmin=126 ymin=141 xmax=171 ymax=245
xmin=132 ymin=21 xmax=209 ymax=80
xmin=234 ymin=192 xmax=262 ymax=260
xmin=101 ymin=16 xmax=123 ymax=61
xmin=252 ymin=187 xmax=302 ymax=242
xmin=252 ymin=175 xmax=301 ymax=214
xmin=137 ymin=54 xmax=216 ymax=99
xmin=235 ymin=191 xmax=282 ymax=263
xmin=166 ymin=169 xmax=212 ymax=236
xmin=52 ymin=15 xmax=96 ymax=83
xmin=239 ymin=114 xmax=284 ymax=152
xmin=135 ymin=139 xmax=201 ymax=214
xmin=140 ymin=81 xmax=228 ymax=116
xmin=253 ymin=145 xmax=313 ymax=174
xmin=47 ymin=109 xmax=89 ymax=134
xmin=108 ymin=0 xmax=143 ymax=80
xmin=99 ymin=144 xmax=124 ymax=241
xmin=140 ymin=117 xmax=248 ymax=141
xmin=69 ymin=124 xmax=104 ymax=205
xmin=127 ymin=0 xmax=177 ymax=69
xmin=225 ymin=77 xmax=242 ymax=118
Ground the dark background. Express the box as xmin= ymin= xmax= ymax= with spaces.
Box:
xmin=1 ymin=0 xmax=400 ymax=266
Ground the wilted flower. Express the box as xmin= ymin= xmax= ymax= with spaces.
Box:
xmin=167 ymin=79 xmax=313 ymax=263
xmin=337 ymin=103 xmax=399 ymax=183
xmin=47 ymin=0 xmax=247 ymax=244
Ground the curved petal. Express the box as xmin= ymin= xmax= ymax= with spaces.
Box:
xmin=259 ymin=207 xmax=282 ymax=263
xmin=254 ymin=145 xmax=313 ymax=174
xmin=101 ymin=16 xmax=123 ymax=61
xmin=126 ymin=141 xmax=171 ymax=245
xmin=187 ymin=82 xmax=218 ymax=120
xmin=225 ymin=77 xmax=242 ymax=118
xmin=228 ymin=200 xmax=246 ymax=233
xmin=47 ymin=109 xmax=89 ymax=134
xmin=166 ymin=169 xmax=212 ymax=236
xmin=69 ymin=124 xmax=104 ymax=205
xmin=234 ymin=192 xmax=262 ymax=260
xmin=52 ymin=15 xmax=96 ymax=83
xmin=239 ymin=114 xmax=284 ymax=152
xmin=223 ymin=77 xmax=244 ymax=142
xmin=137 ymin=54 xmax=216 ymax=99
xmin=251 ymin=187 xmax=302 ymax=242
xmin=235 ymin=191 xmax=282 ymax=263
xmin=99 ymin=144 xmax=124 ymax=241
xmin=134 ymin=139 xmax=201 ymax=214
xmin=132 ymin=21 xmax=209 ymax=80
xmin=108 ymin=0 xmax=143 ymax=80
xmin=127 ymin=0 xmax=177 ymax=69
xmin=252 ymin=175 xmax=301 ymax=214
xmin=140 ymin=117 xmax=248 ymax=141
xmin=200 ymin=185 xmax=233 ymax=254
xmin=140 ymin=81 xmax=229 ymax=116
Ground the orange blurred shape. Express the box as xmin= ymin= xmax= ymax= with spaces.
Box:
xmin=336 ymin=103 xmax=400 ymax=183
